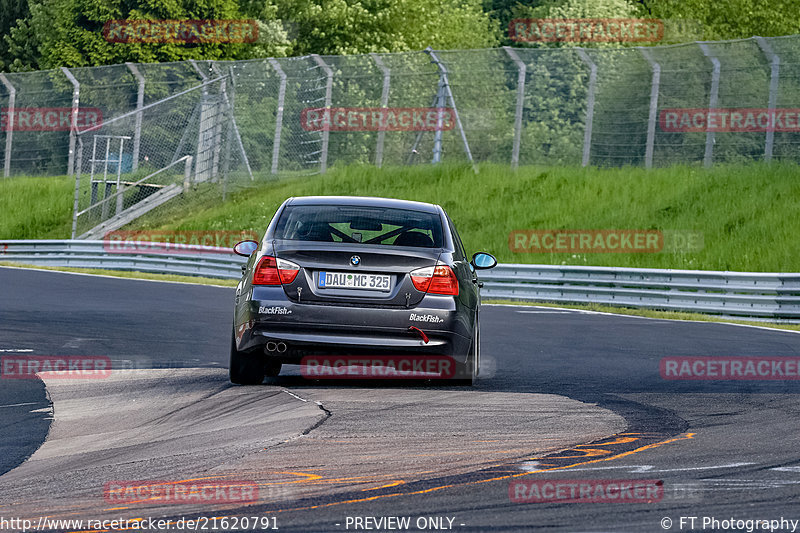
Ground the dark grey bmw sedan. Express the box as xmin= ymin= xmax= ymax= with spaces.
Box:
xmin=230 ymin=196 xmax=496 ymax=385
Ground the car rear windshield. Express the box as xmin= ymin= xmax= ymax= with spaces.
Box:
xmin=275 ymin=205 xmax=444 ymax=248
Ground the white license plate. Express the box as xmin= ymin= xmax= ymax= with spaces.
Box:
xmin=318 ymin=271 xmax=391 ymax=291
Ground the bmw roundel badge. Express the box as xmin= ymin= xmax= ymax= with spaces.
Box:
xmin=350 ymin=255 xmax=361 ymax=267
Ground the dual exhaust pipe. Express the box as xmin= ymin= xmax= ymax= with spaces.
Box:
xmin=265 ymin=341 xmax=287 ymax=353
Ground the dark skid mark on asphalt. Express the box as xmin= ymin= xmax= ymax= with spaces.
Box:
xmin=0 ymin=377 xmax=52 ymax=477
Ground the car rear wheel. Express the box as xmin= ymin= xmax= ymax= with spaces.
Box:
xmin=264 ymin=359 xmax=282 ymax=377
xmin=453 ymin=320 xmax=478 ymax=386
xmin=229 ymin=329 xmax=265 ymax=385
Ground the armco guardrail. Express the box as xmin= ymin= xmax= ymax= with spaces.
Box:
xmin=2 ymin=240 xmax=800 ymax=320
xmin=0 ymin=239 xmax=246 ymax=280
xmin=480 ymin=264 xmax=800 ymax=320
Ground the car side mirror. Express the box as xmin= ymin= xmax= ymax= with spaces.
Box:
xmin=233 ymin=240 xmax=259 ymax=257
xmin=471 ymin=252 xmax=497 ymax=269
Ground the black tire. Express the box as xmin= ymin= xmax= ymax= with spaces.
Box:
xmin=452 ymin=319 xmax=478 ymax=386
xmin=229 ymin=329 xmax=265 ymax=385
xmin=264 ymin=359 xmax=282 ymax=377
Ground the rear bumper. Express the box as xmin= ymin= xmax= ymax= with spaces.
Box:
xmin=235 ymin=287 xmax=472 ymax=364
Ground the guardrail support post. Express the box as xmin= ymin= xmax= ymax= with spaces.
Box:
xmin=125 ymin=62 xmax=145 ymax=171
xmin=62 ymin=67 xmax=80 ymax=177
xmin=425 ymin=47 xmax=477 ymax=173
xmin=756 ymin=37 xmax=780 ymax=162
xmin=639 ymin=48 xmax=661 ymax=169
xmin=575 ymin=49 xmax=597 ymax=168
xmin=699 ymin=43 xmax=720 ymax=168
xmin=370 ymin=53 xmax=391 ymax=168
xmin=311 ymin=54 xmax=333 ymax=174
xmin=268 ymin=58 xmax=287 ymax=175
xmin=504 ymin=47 xmax=526 ymax=170
xmin=0 ymin=74 xmax=16 ymax=178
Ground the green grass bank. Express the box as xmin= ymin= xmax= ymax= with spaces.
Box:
xmin=2 ymin=162 xmax=798 ymax=271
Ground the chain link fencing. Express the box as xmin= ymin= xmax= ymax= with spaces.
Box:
xmin=1 ymin=35 xmax=799 ymax=236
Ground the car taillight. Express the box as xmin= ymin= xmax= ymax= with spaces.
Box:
xmin=410 ymin=263 xmax=459 ymax=296
xmin=253 ymin=256 xmax=300 ymax=285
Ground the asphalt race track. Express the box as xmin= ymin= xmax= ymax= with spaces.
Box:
xmin=1 ymin=265 xmax=800 ymax=532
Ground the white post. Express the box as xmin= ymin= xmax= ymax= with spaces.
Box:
xmin=639 ymin=47 xmax=661 ymax=169
xmin=504 ymin=47 xmax=526 ymax=170
xmin=311 ymin=54 xmax=333 ymax=174
xmin=0 ymin=74 xmax=15 ymax=177
xmin=425 ymin=47 xmax=476 ymax=172
xmin=125 ymin=62 xmax=145 ymax=171
xmin=268 ymin=58 xmax=287 ymax=175
xmin=370 ymin=53 xmax=391 ymax=168
xmin=699 ymin=43 xmax=720 ymax=168
xmin=756 ymin=37 xmax=780 ymax=162
xmin=575 ymin=49 xmax=597 ymax=168
xmin=61 ymin=67 xmax=80 ymax=177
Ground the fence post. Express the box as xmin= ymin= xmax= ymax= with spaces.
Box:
xmin=575 ymin=49 xmax=596 ymax=168
xmin=209 ymin=64 xmax=253 ymax=182
xmin=639 ymin=47 xmax=661 ymax=169
xmin=71 ymin=136 xmax=83 ymax=238
xmin=61 ymin=67 xmax=80 ymax=177
xmin=220 ymin=66 xmax=236 ymax=200
xmin=311 ymin=54 xmax=333 ymax=174
xmin=183 ymin=155 xmax=193 ymax=192
xmin=503 ymin=47 xmax=526 ymax=170
xmin=190 ymin=60 xmax=209 ymax=94
xmin=125 ymin=63 xmax=145 ymax=171
xmin=425 ymin=47 xmax=476 ymax=173
xmin=191 ymin=60 xmax=209 ymax=181
xmin=0 ymin=74 xmax=15 ymax=178
xmin=699 ymin=43 xmax=720 ymax=168
xmin=432 ymin=78 xmax=446 ymax=163
xmin=370 ymin=53 xmax=391 ymax=168
xmin=756 ymin=36 xmax=780 ymax=162
xmin=268 ymin=58 xmax=287 ymax=175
